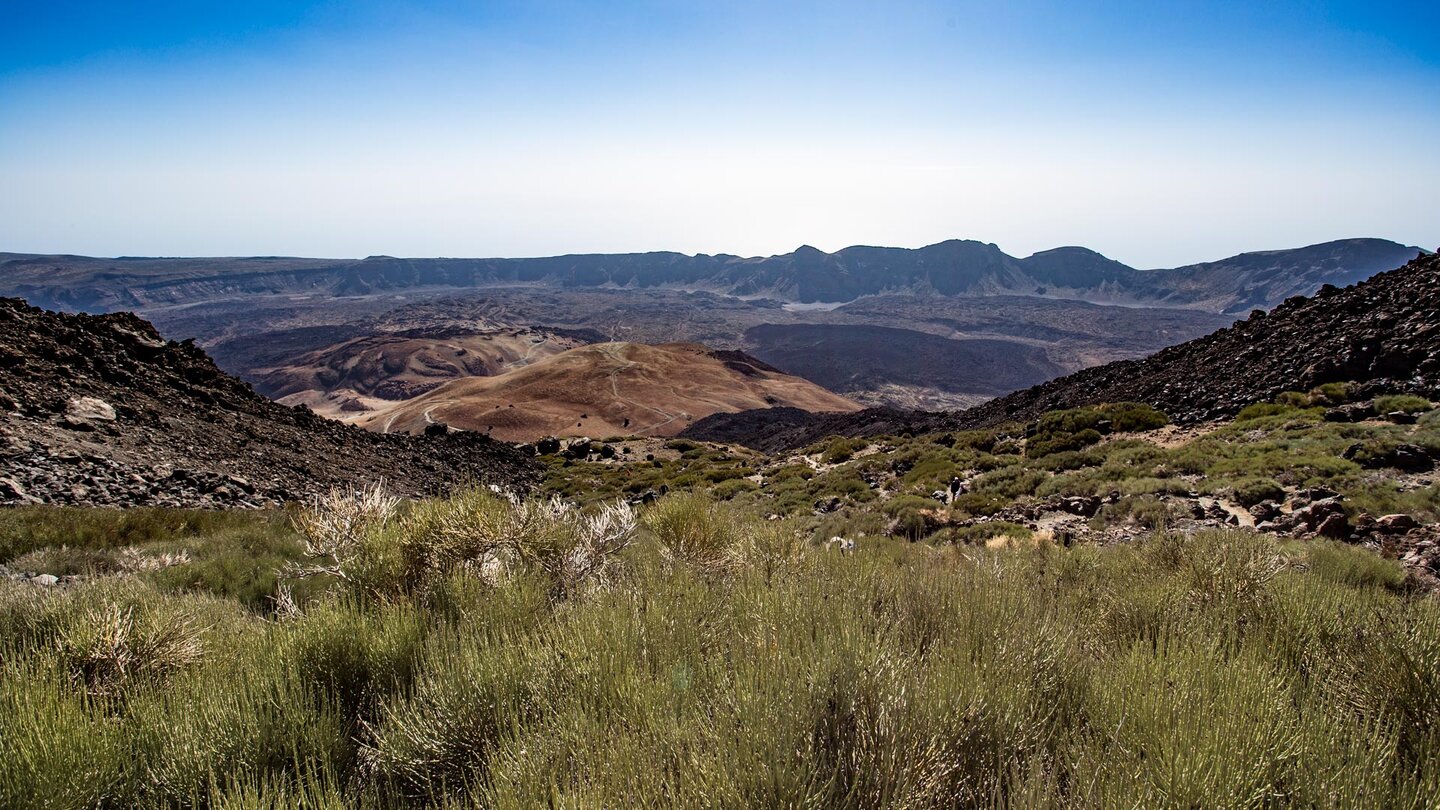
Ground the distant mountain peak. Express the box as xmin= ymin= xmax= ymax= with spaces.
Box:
xmin=0 ymin=238 xmax=1422 ymax=313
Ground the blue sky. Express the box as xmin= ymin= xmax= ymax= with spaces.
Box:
xmin=1 ymin=1 xmax=1436 ymax=267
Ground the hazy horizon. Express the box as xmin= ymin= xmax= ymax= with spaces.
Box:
xmin=0 ymin=235 xmax=1429 ymax=272
xmin=3 ymin=1 xmax=1437 ymax=268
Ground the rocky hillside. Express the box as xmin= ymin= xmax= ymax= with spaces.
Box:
xmin=685 ymin=251 xmax=1440 ymax=451
xmin=1 ymin=238 xmax=1421 ymax=311
xmin=0 ymin=299 xmax=539 ymax=508
xmin=744 ymin=323 xmax=1064 ymax=406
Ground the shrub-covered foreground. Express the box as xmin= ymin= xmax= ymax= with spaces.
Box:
xmin=2 ymin=491 xmax=1438 ymax=808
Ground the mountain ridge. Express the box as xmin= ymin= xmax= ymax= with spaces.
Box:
xmin=2 ymin=237 xmax=1423 ymax=313
xmin=682 ymin=250 xmax=1440 ymax=452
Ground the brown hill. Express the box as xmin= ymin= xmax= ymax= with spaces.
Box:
xmin=363 ymin=342 xmax=861 ymax=441
xmin=0 ymin=299 xmax=539 ymax=508
xmin=255 ymin=327 xmax=598 ymax=420
xmin=684 ymin=251 xmax=1440 ymax=451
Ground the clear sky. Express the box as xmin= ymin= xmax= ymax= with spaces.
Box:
xmin=1 ymin=1 xmax=1436 ymax=267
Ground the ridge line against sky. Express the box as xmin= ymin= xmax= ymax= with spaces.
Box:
xmin=1 ymin=1 xmax=1436 ymax=268
xmin=0 ymin=236 xmax=1427 ymax=274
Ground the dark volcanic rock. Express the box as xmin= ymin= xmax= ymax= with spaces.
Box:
xmin=743 ymin=323 xmax=1063 ymax=397
xmin=0 ymin=299 xmax=539 ymax=507
xmin=684 ymin=251 xmax=1440 ymax=451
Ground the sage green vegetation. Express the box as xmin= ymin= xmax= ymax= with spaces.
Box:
xmin=3 ymin=393 xmax=1439 ymax=807
xmin=547 ymin=397 xmax=1440 ymax=544
xmin=1 ymin=488 xmax=1438 ymax=808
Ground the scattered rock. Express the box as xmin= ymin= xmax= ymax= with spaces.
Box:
xmin=0 ymin=476 xmax=37 ymax=503
xmin=1324 ymin=402 xmax=1377 ymax=422
xmin=62 ymin=396 xmax=117 ymax=429
xmin=1249 ymin=500 xmax=1282 ymax=523
xmin=1059 ymin=496 xmax=1101 ymax=518
xmin=1315 ymin=512 xmax=1351 ymax=539
xmin=1377 ymin=514 xmax=1418 ymax=533
xmin=0 ymin=298 xmax=539 ymax=507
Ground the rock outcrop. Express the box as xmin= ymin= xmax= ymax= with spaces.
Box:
xmin=0 ymin=299 xmax=539 ymax=507
xmin=685 ymin=251 xmax=1440 ymax=451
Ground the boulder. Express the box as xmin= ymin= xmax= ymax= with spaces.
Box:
xmin=1323 ymin=402 xmax=1377 ymax=422
xmin=1358 ymin=444 xmax=1436 ymax=473
xmin=1293 ymin=497 xmax=1346 ymax=532
xmin=1315 ymin=512 xmax=1351 ymax=539
xmin=0 ymin=476 xmax=37 ymax=503
xmin=1248 ymin=500 xmax=1282 ymax=523
xmin=62 ymin=396 xmax=117 ymax=429
xmin=1059 ymin=496 xmax=1102 ymax=517
xmin=1376 ymin=514 xmax=1418 ymax=533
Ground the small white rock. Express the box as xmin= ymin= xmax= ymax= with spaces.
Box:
xmin=66 ymin=397 xmax=116 ymax=422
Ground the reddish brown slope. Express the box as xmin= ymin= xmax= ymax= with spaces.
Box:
xmin=364 ymin=342 xmax=861 ymax=441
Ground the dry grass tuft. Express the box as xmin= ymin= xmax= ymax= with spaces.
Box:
xmin=56 ymin=604 xmax=203 ymax=697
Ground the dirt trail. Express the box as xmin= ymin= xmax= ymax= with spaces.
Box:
xmin=598 ymin=343 xmax=682 ymax=433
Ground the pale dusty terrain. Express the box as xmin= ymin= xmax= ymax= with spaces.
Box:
xmin=361 ymin=342 xmax=861 ymax=441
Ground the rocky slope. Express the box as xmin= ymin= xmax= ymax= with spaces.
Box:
xmin=0 ymin=299 xmax=539 ymax=508
xmin=2 ymin=238 xmax=1421 ymax=311
xmin=685 ymin=251 xmax=1440 ymax=451
xmin=363 ymin=342 xmax=861 ymax=441
xmin=744 ymin=323 xmax=1064 ymax=403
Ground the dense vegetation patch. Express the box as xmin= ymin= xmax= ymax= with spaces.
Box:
xmin=2 ymin=491 xmax=1437 ymax=807
xmin=5 ymin=395 xmax=1440 ymax=806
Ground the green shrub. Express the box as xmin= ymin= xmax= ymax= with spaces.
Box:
xmin=0 ymin=507 xmax=276 ymax=564
xmin=710 ymin=478 xmax=759 ymax=500
xmin=643 ymin=494 xmax=740 ymax=573
xmin=1227 ymin=477 xmax=1286 ymax=507
xmin=812 ymin=471 xmax=875 ymax=503
xmin=4 ymin=480 xmax=1440 ymax=806
xmin=1033 ymin=449 xmax=1104 ymax=471
xmin=882 ymin=495 xmax=945 ymax=516
xmin=890 ymin=508 xmax=934 ymax=541
xmin=1309 ymin=382 xmax=1354 ymax=405
xmin=1306 ymin=541 xmax=1406 ymax=591
xmin=822 ymin=437 xmax=857 ymax=464
xmin=1236 ymin=402 xmax=1295 ymax=421
xmin=950 ymin=430 xmax=999 ymax=452
xmin=1098 ymin=402 xmax=1170 ymax=432
xmin=950 ymin=492 xmax=1009 ymax=516
xmin=1374 ymin=394 xmax=1433 ymax=414
xmin=970 ymin=466 xmax=1048 ymax=499
xmin=1276 ymin=391 xmax=1312 ymax=407
xmin=1094 ymin=496 xmax=1173 ymax=530
xmin=1035 ymin=407 xmax=1105 ymax=435
xmin=1026 ymin=428 xmax=1103 ymax=459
